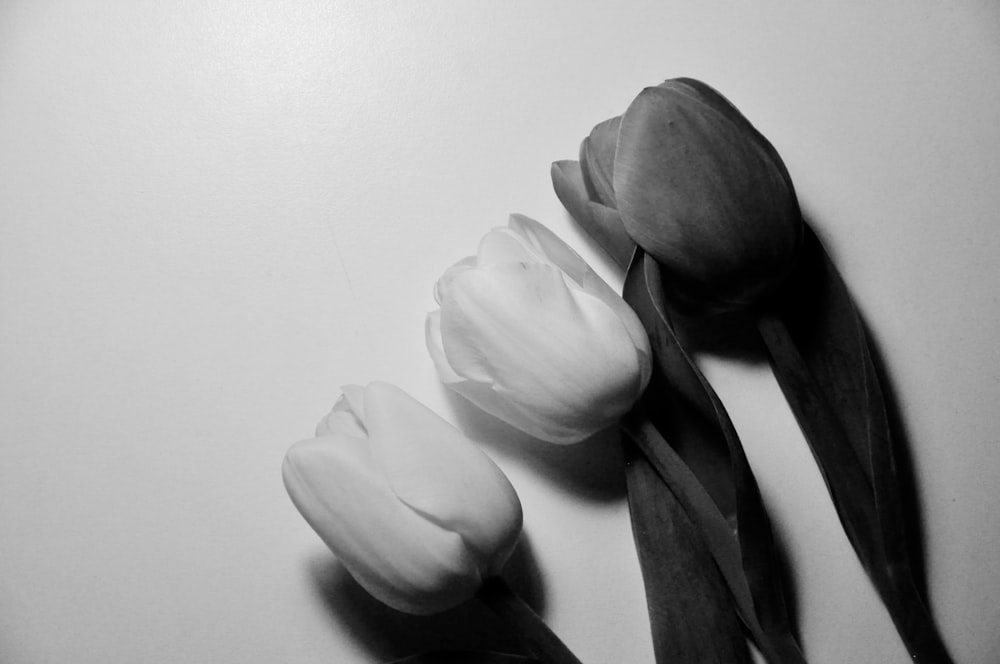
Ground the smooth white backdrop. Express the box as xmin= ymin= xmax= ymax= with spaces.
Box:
xmin=2 ymin=2 xmax=998 ymax=662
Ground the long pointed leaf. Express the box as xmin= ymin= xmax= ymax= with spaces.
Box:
xmin=624 ymin=438 xmax=752 ymax=664
xmin=623 ymin=250 xmax=805 ymax=664
xmin=759 ymin=225 xmax=953 ymax=663
xmin=476 ymin=577 xmax=583 ymax=664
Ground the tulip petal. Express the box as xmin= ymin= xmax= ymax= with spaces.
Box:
xmin=660 ymin=79 xmax=752 ymax=137
xmin=445 ymin=377 xmax=589 ymax=445
xmin=550 ymin=161 xmax=634 ymax=270
xmin=504 ymin=214 xmax=650 ymax=383
xmin=316 ymin=387 xmax=367 ymax=437
xmin=664 ymin=78 xmax=800 ymax=197
xmin=505 ymin=214 xmax=591 ymax=286
xmin=574 ymin=269 xmax=650 ymax=384
xmin=614 ymin=85 xmax=800 ymax=308
xmin=428 ymin=314 xmax=562 ymax=450
xmin=579 ymin=115 xmax=621 ymax=208
xmin=342 ymin=384 xmax=367 ymax=419
xmin=282 ymin=435 xmax=480 ymax=614
xmin=362 ymin=382 xmax=523 ymax=565
xmin=476 ymin=227 xmax=537 ymax=267
xmin=425 ymin=310 xmax=466 ymax=384
xmin=438 ymin=262 xmax=643 ymax=442
xmin=431 ymin=309 xmax=597 ymax=443
xmin=434 ymin=257 xmax=478 ymax=305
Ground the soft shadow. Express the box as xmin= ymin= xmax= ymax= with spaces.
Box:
xmin=858 ymin=312 xmax=929 ymax=597
xmin=760 ymin=510 xmax=803 ymax=643
xmin=444 ymin=389 xmax=626 ymax=503
xmin=802 ymin=213 xmax=930 ymax=598
xmin=673 ymin=306 xmax=770 ymax=366
xmin=307 ymin=534 xmax=546 ymax=662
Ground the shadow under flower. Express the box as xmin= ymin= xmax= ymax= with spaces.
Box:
xmin=307 ymin=532 xmax=547 ymax=662
xmin=674 ymin=307 xmax=771 ymax=366
xmin=441 ymin=388 xmax=627 ymax=504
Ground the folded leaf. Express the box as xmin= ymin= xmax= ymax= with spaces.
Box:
xmin=622 ymin=250 xmax=805 ymax=664
xmin=757 ymin=226 xmax=953 ymax=663
xmin=476 ymin=577 xmax=583 ymax=664
xmin=624 ymin=438 xmax=752 ymax=663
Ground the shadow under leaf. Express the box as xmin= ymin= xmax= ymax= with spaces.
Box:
xmin=307 ymin=533 xmax=546 ymax=662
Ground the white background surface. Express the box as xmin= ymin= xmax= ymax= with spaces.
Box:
xmin=2 ymin=2 xmax=998 ymax=662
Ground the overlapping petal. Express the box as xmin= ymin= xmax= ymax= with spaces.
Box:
xmin=282 ymin=383 xmax=523 ymax=614
xmin=282 ymin=436 xmax=478 ymax=614
xmin=551 ymin=160 xmax=634 ymax=270
xmin=438 ymin=263 xmax=634 ymax=394
xmin=430 ymin=246 xmax=647 ymax=443
xmin=580 ymin=116 xmax=621 ymax=208
xmin=554 ymin=78 xmax=803 ymax=313
xmin=315 ymin=387 xmax=367 ymax=438
xmin=363 ymin=382 xmax=522 ymax=564
xmin=613 ymin=82 xmax=802 ymax=310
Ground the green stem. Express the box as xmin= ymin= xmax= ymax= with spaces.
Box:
xmin=476 ymin=577 xmax=584 ymax=664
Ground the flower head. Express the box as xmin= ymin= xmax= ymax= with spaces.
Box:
xmin=554 ymin=77 xmax=803 ymax=313
xmin=282 ymin=382 xmax=522 ymax=614
xmin=426 ymin=214 xmax=651 ymax=444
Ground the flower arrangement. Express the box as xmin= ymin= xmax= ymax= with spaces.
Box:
xmin=281 ymin=78 xmax=953 ymax=664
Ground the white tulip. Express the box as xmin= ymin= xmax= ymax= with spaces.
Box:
xmin=426 ymin=214 xmax=652 ymax=444
xmin=282 ymin=382 xmax=522 ymax=614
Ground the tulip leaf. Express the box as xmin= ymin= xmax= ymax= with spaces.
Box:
xmin=579 ymin=116 xmax=621 ymax=209
xmin=757 ymin=226 xmax=954 ymax=663
xmin=475 ymin=577 xmax=584 ymax=664
xmin=387 ymin=651 xmax=539 ymax=664
xmin=622 ymin=249 xmax=805 ymax=664
xmin=624 ymin=438 xmax=752 ymax=664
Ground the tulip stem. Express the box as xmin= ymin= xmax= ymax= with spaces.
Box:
xmin=476 ymin=576 xmax=584 ymax=664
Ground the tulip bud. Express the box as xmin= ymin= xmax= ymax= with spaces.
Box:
xmin=426 ymin=214 xmax=652 ymax=444
xmin=282 ymin=382 xmax=522 ymax=615
xmin=552 ymin=116 xmax=635 ymax=270
xmin=555 ymin=78 xmax=803 ymax=313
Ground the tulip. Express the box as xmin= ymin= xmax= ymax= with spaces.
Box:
xmin=553 ymin=77 xmax=803 ymax=313
xmin=282 ymin=381 xmax=522 ymax=615
xmin=552 ymin=117 xmax=636 ymax=271
xmin=426 ymin=214 xmax=652 ymax=444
